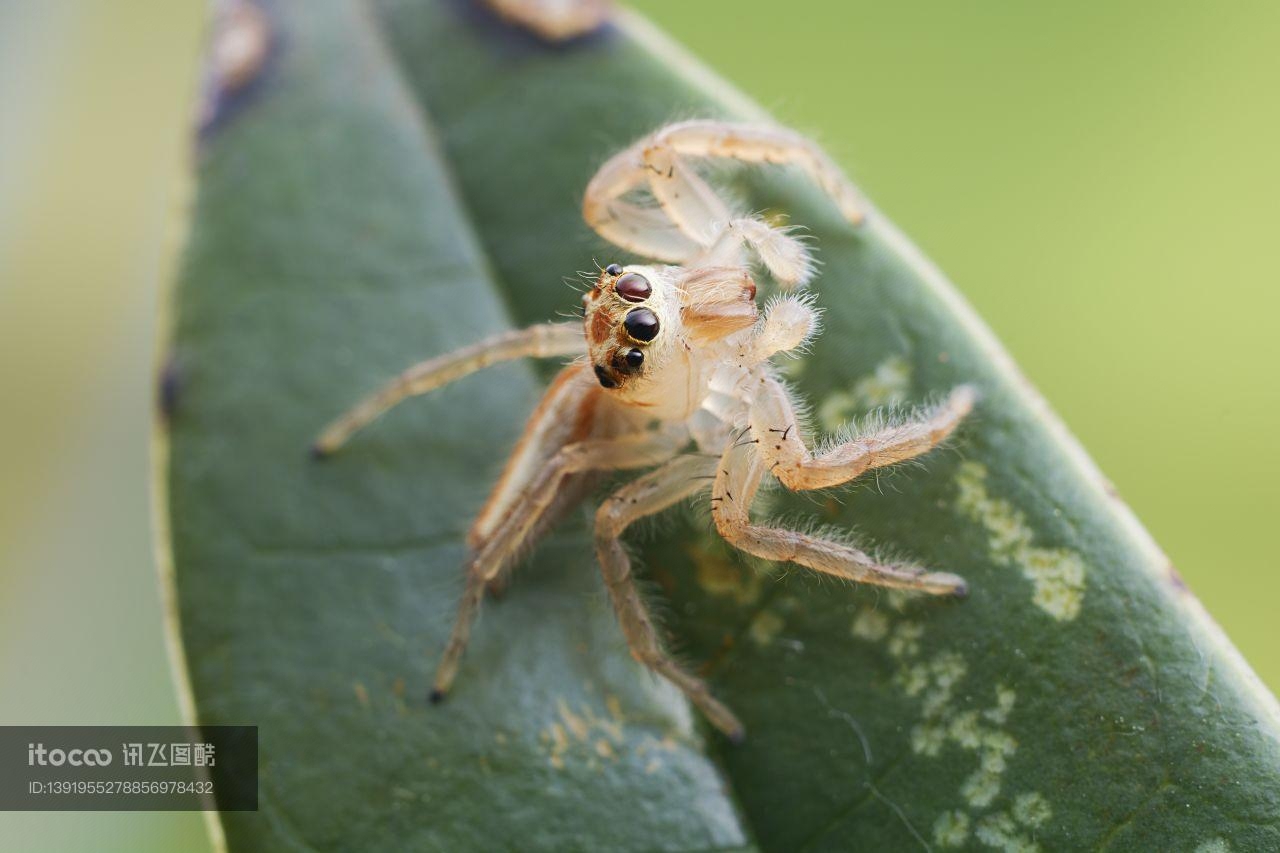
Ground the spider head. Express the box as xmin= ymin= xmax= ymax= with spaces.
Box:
xmin=581 ymin=263 xmax=675 ymax=390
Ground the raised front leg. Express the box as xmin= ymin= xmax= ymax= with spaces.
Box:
xmin=582 ymin=121 xmax=864 ymax=285
xmin=711 ymin=436 xmax=968 ymax=597
xmin=593 ymin=454 xmax=747 ymax=740
xmin=312 ymin=322 xmax=584 ymax=457
xmin=749 ymin=377 xmax=976 ymax=491
xmin=655 ymin=121 xmax=864 ymax=225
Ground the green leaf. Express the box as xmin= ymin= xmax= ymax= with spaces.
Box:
xmin=161 ymin=0 xmax=1280 ymax=850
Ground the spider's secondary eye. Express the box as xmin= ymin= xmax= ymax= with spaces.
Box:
xmin=615 ymin=272 xmax=651 ymax=302
xmin=623 ymin=308 xmax=660 ymax=342
xmin=612 ymin=347 xmax=645 ymax=376
xmin=593 ymin=364 xmax=618 ymax=388
xmin=605 ymin=263 xmax=624 ymax=277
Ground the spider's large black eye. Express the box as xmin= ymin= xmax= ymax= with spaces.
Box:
xmin=615 ymin=272 xmax=651 ymax=302
xmin=624 ymin=348 xmax=644 ymax=369
xmin=623 ymin=308 xmax=660 ymax=342
xmin=604 ymin=263 xmax=624 ymax=277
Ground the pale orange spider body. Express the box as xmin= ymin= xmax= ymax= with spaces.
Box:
xmin=315 ymin=121 xmax=973 ymax=740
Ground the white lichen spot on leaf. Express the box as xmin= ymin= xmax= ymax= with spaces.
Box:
xmin=985 ymin=685 xmax=1017 ymax=726
xmin=1195 ymin=840 xmax=1232 ymax=853
xmin=816 ymin=355 xmax=912 ymax=432
xmin=975 ymin=810 xmax=1041 ymax=853
xmin=851 ymin=607 xmax=890 ymax=642
xmin=955 ymin=461 xmax=1086 ymax=621
xmin=1011 ymin=791 xmax=1052 ymax=829
xmin=850 ymin=600 xmax=1055 ymax=848
xmin=886 ymin=621 xmax=924 ymax=659
xmin=854 ymin=355 xmax=912 ymax=408
xmin=970 ymin=797 xmax=1051 ymax=853
xmin=933 ymin=809 xmax=971 ymax=847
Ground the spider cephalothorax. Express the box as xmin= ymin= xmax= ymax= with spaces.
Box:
xmin=584 ymin=262 xmax=760 ymax=400
xmin=316 ymin=120 xmax=974 ymax=742
xmin=583 ymin=264 xmax=672 ymax=391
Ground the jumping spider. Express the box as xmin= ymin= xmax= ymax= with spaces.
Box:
xmin=314 ymin=120 xmax=975 ymax=742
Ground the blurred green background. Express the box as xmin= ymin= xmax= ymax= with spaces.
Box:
xmin=1 ymin=1 xmax=1276 ymax=850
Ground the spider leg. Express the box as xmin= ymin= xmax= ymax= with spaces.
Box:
xmin=711 ymin=427 xmax=967 ymax=597
xmin=699 ymin=216 xmax=816 ymax=288
xmin=594 ymin=454 xmax=746 ymax=741
xmin=655 ymin=120 xmax=865 ymax=226
xmin=469 ymin=363 xmax=597 ymax=550
xmin=638 ymin=143 xmax=733 ymax=247
xmin=582 ymin=145 xmax=706 ymax=263
xmin=638 ymin=142 xmax=817 ymax=286
xmin=480 ymin=0 xmax=610 ymax=41
xmin=473 ymin=365 xmax=603 ymax=597
xmin=431 ymin=422 xmax=686 ymax=701
xmin=583 ymin=120 xmax=860 ymax=286
xmin=751 ymin=376 xmax=976 ymax=491
xmin=584 ymin=155 xmax=814 ymax=284
xmin=312 ymin=322 xmax=584 ymax=457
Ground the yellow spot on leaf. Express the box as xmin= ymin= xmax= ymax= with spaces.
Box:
xmin=541 ymin=697 xmax=643 ymax=770
xmin=688 ymin=539 xmax=761 ymax=605
xmin=557 ymin=699 xmax=590 ymax=741
xmin=749 ymin=610 xmax=785 ymax=646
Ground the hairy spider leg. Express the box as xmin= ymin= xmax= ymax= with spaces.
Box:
xmin=583 ymin=120 xmax=866 ymax=286
xmin=593 ymin=453 xmax=747 ymax=740
xmin=312 ymin=322 xmax=585 ymax=457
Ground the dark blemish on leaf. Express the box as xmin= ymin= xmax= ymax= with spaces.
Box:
xmin=198 ymin=0 xmax=277 ymax=138
xmin=446 ymin=0 xmax=617 ymax=56
xmin=428 ymin=687 xmax=447 ymax=705
xmin=158 ymin=353 xmax=182 ymax=423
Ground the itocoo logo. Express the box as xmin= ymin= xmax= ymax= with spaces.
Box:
xmin=27 ymin=743 xmax=112 ymax=767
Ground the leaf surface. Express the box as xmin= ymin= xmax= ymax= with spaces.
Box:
xmin=162 ymin=1 xmax=1280 ymax=850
